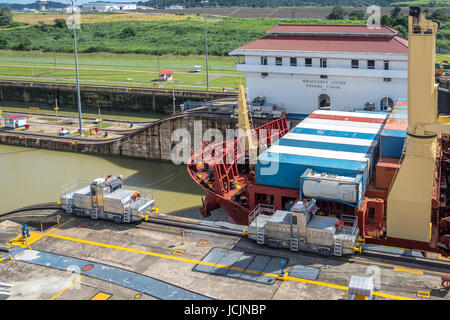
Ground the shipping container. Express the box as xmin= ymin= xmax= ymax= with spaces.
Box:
xmin=392 ymin=109 xmax=408 ymax=114
xmin=383 ymin=122 xmax=408 ymax=131
xmin=375 ymin=157 xmax=401 ymax=189
xmin=256 ymin=110 xmax=385 ymax=196
xmin=300 ymin=169 xmax=364 ymax=206
xmin=256 ymin=152 xmax=369 ymax=190
xmin=380 ymin=129 xmax=407 ymax=158
xmin=389 ymin=113 xmax=408 ymax=119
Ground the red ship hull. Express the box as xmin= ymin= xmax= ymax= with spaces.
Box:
xmin=187 ymin=117 xmax=450 ymax=256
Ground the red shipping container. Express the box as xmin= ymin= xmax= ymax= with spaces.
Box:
xmin=308 ymin=113 xmax=385 ymax=123
xmin=384 ymin=119 xmax=408 ymax=131
xmin=376 ymin=157 xmax=401 ymax=190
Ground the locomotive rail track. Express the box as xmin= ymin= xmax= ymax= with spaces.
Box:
xmin=2 ymin=203 xmax=450 ymax=277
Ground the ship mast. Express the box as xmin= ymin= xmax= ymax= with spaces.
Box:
xmin=386 ymin=7 xmax=440 ymax=243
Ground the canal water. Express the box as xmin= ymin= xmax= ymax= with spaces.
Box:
xmin=0 ymin=144 xmax=205 ymax=216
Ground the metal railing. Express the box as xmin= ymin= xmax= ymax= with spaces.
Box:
xmin=340 ymin=214 xmax=358 ymax=237
xmin=248 ymin=203 xmax=274 ymax=225
xmin=60 ymin=179 xmax=90 ymax=199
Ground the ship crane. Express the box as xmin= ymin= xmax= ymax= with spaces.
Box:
xmin=387 ymin=7 xmax=449 ymax=253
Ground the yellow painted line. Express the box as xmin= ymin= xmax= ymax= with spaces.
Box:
xmin=372 ymin=291 xmax=418 ymax=300
xmin=286 ymin=275 xmax=348 ymax=291
xmin=91 ymin=292 xmax=112 ymax=300
xmin=47 ymin=218 xmax=73 ymax=234
xmin=439 ymin=254 xmax=450 ymax=261
xmin=350 ymin=257 xmax=441 ymax=276
xmin=49 ymin=275 xmax=84 ymax=300
xmin=41 ymin=232 xmax=416 ymax=300
xmin=393 ymin=267 xmax=424 ymax=275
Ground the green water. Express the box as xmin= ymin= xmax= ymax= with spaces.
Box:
xmin=0 ymin=144 xmax=204 ymax=216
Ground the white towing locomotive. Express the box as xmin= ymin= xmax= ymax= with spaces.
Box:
xmin=60 ymin=175 xmax=157 ymax=223
xmin=248 ymin=200 xmax=359 ymax=256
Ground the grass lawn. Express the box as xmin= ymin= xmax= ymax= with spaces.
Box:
xmin=437 ymin=54 xmax=450 ymax=63
xmin=1 ymin=105 xmax=163 ymax=122
xmin=13 ymin=12 xmax=198 ymax=25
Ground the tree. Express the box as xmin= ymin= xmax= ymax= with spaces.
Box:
xmin=54 ymin=18 xmax=66 ymax=28
xmin=348 ymin=10 xmax=365 ymax=20
xmin=119 ymin=27 xmax=137 ymax=38
xmin=15 ymin=36 xmax=32 ymax=50
xmin=0 ymin=7 xmax=13 ymax=27
xmin=391 ymin=6 xmax=401 ymax=19
xmin=327 ymin=6 xmax=346 ymax=20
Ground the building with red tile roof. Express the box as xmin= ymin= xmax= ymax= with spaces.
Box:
xmin=229 ymin=24 xmax=408 ymax=116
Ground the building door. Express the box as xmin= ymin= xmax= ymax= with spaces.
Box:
xmin=318 ymin=94 xmax=331 ymax=109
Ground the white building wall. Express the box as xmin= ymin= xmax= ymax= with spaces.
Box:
xmin=245 ymin=72 xmax=407 ymax=115
xmin=232 ymin=49 xmax=407 ymax=115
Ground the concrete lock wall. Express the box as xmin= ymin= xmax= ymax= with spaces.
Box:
xmin=0 ymin=113 xmax=242 ymax=161
xmin=0 ymin=81 xmax=235 ymax=115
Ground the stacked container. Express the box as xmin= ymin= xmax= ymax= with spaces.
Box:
xmin=256 ymin=110 xmax=388 ymax=205
xmin=379 ymin=102 xmax=408 ymax=159
xmin=376 ymin=100 xmax=408 ymax=190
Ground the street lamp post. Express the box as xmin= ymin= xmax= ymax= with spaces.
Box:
xmin=69 ymin=0 xmax=83 ymax=135
xmin=203 ymin=0 xmax=209 ymax=91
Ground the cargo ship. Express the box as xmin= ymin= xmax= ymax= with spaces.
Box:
xmin=187 ymin=8 xmax=450 ymax=256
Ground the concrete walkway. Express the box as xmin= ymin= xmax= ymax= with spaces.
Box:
xmin=4 ymin=247 xmax=213 ymax=300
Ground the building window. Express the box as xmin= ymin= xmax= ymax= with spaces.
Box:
xmin=380 ymin=97 xmax=394 ymax=110
xmin=383 ymin=78 xmax=392 ymax=82
xmin=261 ymin=57 xmax=267 ymax=65
xmin=368 ymin=60 xmax=375 ymax=69
xmin=290 ymin=57 xmax=297 ymax=66
xmin=261 ymin=72 xmax=268 ymax=78
xmin=320 ymin=75 xmax=328 ymax=79
xmin=305 ymin=58 xmax=312 ymax=67
xmin=320 ymin=59 xmax=327 ymax=68
xmin=351 ymin=60 xmax=359 ymax=69
xmin=275 ymin=57 xmax=282 ymax=66
xmin=384 ymin=60 xmax=389 ymax=70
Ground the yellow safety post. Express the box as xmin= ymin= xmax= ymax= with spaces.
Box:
xmin=242 ymin=229 xmax=248 ymax=237
xmin=56 ymin=215 xmax=61 ymax=226
xmin=24 ymin=235 xmax=31 ymax=250
xmin=151 ymin=207 xmax=159 ymax=214
xmin=354 ymin=246 xmax=362 ymax=254
xmin=180 ymin=229 xmax=185 ymax=245
xmin=40 ymin=222 xmax=43 ymax=232
xmin=54 ymin=106 xmax=59 ymax=123
xmin=7 ymin=243 xmax=12 ymax=261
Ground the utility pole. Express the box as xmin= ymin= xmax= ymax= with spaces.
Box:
xmin=70 ymin=0 xmax=83 ymax=135
xmin=203 ymin=0 xmax=209 ymax=91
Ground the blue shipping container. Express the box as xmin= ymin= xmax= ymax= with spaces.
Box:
xmin=380 ymin=129 xmax=407 ymax=158
xmin=256 ymin=152 xmax=369 ymax=190
xmin=389 ymin=113 xmax=408 ymax=119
